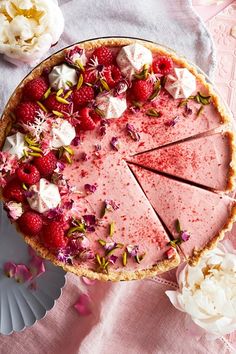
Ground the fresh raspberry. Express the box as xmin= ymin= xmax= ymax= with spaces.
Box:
xmin=92 ymin=46 xmax=113 ymax=66
xmin=2 ymin=179 xmax=26 ymax=202
xmin=79 ymin=107 xmax=96 ymax=130
xmin=18 ymin=211 xmax=43 ymax=236
xmin=40 ymin=221 xmax=68 ymax=250
xmin=23 ymin=77 xmax=48 ymax=101
xmin=103 ymin=65 xmax=122 ymax=88
xmin=90 ymin=110 xmax=101 ymax=124
xmin=15 ymin=101 xmax=39 ymax=124
xmin=153 ymin=56 xmax=173 ymax=76
xmin=33 ymin=152 xmax=57 ymax=177
xmin=16 ymin=163 xmax=40 ymax=185
xmin=44 ymin=94 xmax=70 ymax=113
xmin=73 ymin=86 xmax=94 ymax=107
xmin=83 ymin=69 xmax=97 ymax=84
xmin=131 ymin=80 xmax=153 ymax=102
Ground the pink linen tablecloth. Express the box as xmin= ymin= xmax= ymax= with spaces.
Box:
xmin=0 ymin=1 xmax=236 ymax=354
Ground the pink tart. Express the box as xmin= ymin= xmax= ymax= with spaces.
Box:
xmin=129 ymin=164 xmax=236 ymax=264
xmin=128 ymin=132 xmax=235 ymax=191
xmin=0 ymin=38 xmax=235 ymax=280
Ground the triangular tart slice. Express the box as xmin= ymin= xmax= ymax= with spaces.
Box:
xmin=129 ymin=164 xmax=236 ymax=265
xmin=128 ymin=132 xmax=235 ymax=191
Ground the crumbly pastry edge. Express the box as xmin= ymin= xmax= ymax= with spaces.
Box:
xmin=188 ymin=202 xmax=236 ymax=266
xmin=0 ymin=37 xmax=235 ymax=279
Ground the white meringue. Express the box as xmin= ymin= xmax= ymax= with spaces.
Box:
xmin=49 ymin=64 xmax=78 ymax=90
xmin=165 ymin=68 xmax=196 ymax=99
xmin=2 ymin=132 xmax=27 ymax=158
xmin=27 ymin=178 xmax=61 ymax=213
xmin=96 ymin=92 xmax=127 ymax=119
xmin=51 ymin=118 xmax=76 ymax=148
xmin=116 ymin=43 xmax=153 ymax=81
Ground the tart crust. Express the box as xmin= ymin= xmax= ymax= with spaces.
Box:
xmin=1 ymin=37 xmax=235 ymax=280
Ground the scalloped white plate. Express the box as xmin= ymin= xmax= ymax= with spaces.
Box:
xmin=0 ymin=203 xmax=66 ymax=335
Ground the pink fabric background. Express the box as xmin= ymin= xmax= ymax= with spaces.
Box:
xmin=0 ymin=2 xmax=236 ymax=353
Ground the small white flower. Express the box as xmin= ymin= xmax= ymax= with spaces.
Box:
xmin=0 ymin=0 xmax=64 ymax=66
xmin=166 ymin=241 xmax=236 ymax=338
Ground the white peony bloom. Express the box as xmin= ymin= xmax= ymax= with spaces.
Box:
xmin=0 ymin=0 xmax=64 ymax=66
xmin=193 ymin=0 xmax=224 ymax=4
xmin=166 ymin=241 xmax=236 ymax=338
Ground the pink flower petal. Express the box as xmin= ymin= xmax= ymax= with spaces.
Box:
xmin=74 ymin=294 xmax=92 ymax=316
xmin=15 ymin=264 xmax=33 ymax=284
xmin=29 ymin=256 xmax=45 ymax=278
xmin=4 ymin=262 xmax=17 ymax=278
xmin=82 ymin=277 xmax=96 ymax=286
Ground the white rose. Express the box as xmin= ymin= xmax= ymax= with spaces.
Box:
xmin=0 ymin=0 xmax=64 ymax=66
xmin=166 ymin=241 xmax=236 ymax=338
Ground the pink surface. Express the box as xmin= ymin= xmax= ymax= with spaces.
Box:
xmin=1 ymin=3 xmax=236 ymax=353
xmin=193 ymin=0 xmax=235 ymax=21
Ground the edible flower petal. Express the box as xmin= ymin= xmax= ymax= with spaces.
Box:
xmin=110 ymin=137 xmax=120 ymax=151
xmin=82 ymin=277 xmax=96 ymax=286
xmin=29 ymin=254 xmax=45 ymax=278
xmin=4 ymin=262 xmax=17 ymax=278
xmin=4 ymin=201 xmax=23 ymax=220
xmin=126 ymin=123 xmax=140 ymax=141
xmin=84 ymin=184 xmax=97 ymax=194
xmin=109 ymin=255 xmax=118 ymax=265
xmin=74 ymin=294 xmax=92 ymax=316
xmin=14 ymin=264 xmax=33 ymax=283
xmin=127 ymin=244 xmax=139 ymax=257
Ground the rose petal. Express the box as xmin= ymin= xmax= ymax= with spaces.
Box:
xmin=29 ymin=255 xmax=45 ymax=278
xmin=74 ymin=294 xmax=92 ymax=316
xmin=14 ymin=264 xmax=33 ymax=284
xmin=82 ymin=277 xmax=96 ymax=286
xmin=4 ymin=262 xmax=17 ymax=278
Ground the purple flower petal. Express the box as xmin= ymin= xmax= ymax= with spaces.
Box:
xmin=114 ymin=80 xmax=129 ymax=95
xmin=126 ymin=123 xmax=140 ymax=141
xmin=127 ymin=245 xmax=139 ymax=257
xmin=180 ymin=230 xmax=190 ymax=242
xmin=72 ymin=136 xmax=81 ymax=147
xmin=110 ymin=137 xmax=120 ymax=151
xmin=44 ymin=206 xmax=63 ymax=219
xmin=4 ymin=262 xmax=17 ymax=278
xmin=184 ymin=105 xmax=192 ymax=116
xmin=84 ymin=184 xmax=97 ymax=194
xmin=165 ymin=116 xmax=179 ymax=127
xmin=14 ymin=264 xmax=33 ymax=283
xmin=74 ymin=294 xmax=92 ymax=316
xmin=104 ymin=242 xmax=117 ymax=251
xmin=105 ymin=199 xmax=119 ymax=211
xmin=83 ymin=214 xmax=96 ymax=226
xmin=65 ymin=46 xmax=84 ymax=66
xmin=109 ymin=255 xmax=118 ymax=265
xmin=82 ymin=277 xmax=96 ymax=286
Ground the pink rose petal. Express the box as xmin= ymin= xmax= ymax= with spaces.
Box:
xmin=4 ymin=262 xmax=17 ymax=278
xmin=15 ymin=264 xmax=33 ymax=284
xmin=82 ymin=277 xmax=96 ymax=286
xmin=74 ymin=294 xmax=92 ymax=316
xmin=29 ymin=255 xmax=45 ymax=278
